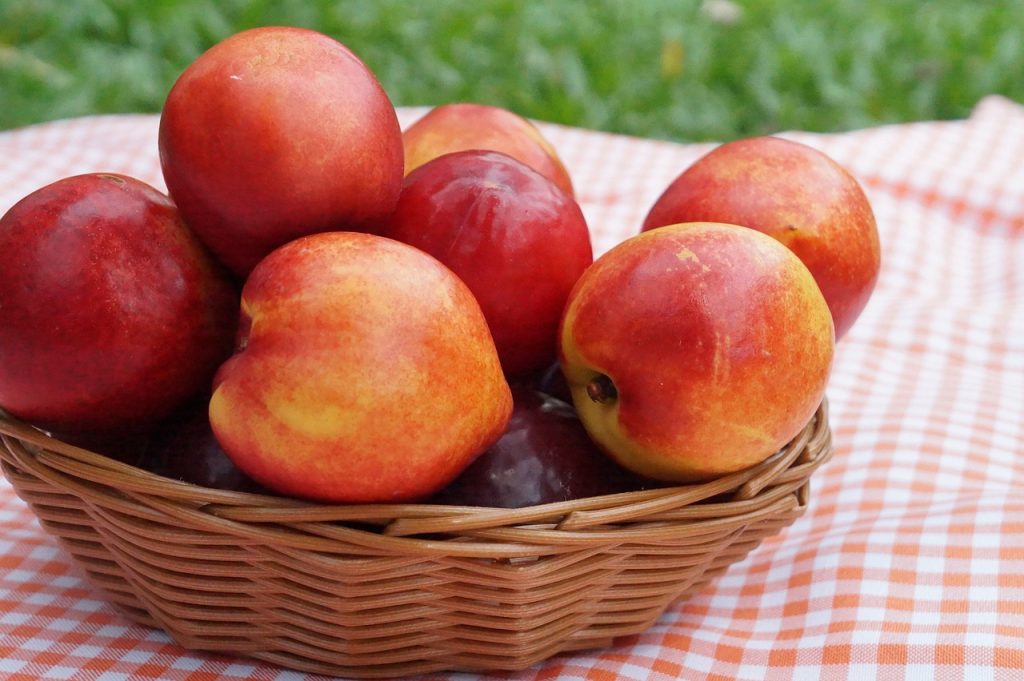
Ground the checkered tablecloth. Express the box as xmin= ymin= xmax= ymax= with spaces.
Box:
xmin=1 ymin=97 xmax=1022 ymax=680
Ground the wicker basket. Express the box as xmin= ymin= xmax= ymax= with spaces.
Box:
xmin=0 ymin=401 xmax=831 ymax=678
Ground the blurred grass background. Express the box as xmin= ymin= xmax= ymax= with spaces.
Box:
xmin=2 ymin=0 xmax=1022 ymax=141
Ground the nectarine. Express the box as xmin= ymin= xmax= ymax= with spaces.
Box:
xmin=159 ymin=27 xmax=404 ymax=275
xmin=0 ymin=173 xmax=237 ymax=436
xmin=381 ymin=150 xmax=592 ymax=376
xmin=560 ymin=222 xmax=834 ymax=482
xmin=209 ymin=232 xmax=512 ymax=503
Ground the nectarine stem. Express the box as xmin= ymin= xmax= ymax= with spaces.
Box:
xmin=586 ymin=374 xmax=617 ymax=404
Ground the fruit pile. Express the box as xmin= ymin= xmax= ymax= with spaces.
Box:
xmin=0 ymin=27 xmax=880 ymax=508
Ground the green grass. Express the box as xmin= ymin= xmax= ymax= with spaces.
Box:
xmin=2 ymin=0 xmax=1023 ymax=141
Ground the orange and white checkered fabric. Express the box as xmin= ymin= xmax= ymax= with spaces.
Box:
xmin=1 ymin=97 xmax=1023 ymax=680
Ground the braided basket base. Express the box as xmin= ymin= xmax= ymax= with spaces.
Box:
xmin=0 ymin=401 xmax=831 ymax=678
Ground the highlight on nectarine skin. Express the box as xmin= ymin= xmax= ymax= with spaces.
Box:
xmin=559 ymin=222 xmax=834 ymax=482
xmin=643 ymin=136 xmax=880 ymax=340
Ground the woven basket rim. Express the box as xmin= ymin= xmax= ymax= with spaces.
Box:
xmin=0 ymin=400 xmax=832 ymax=550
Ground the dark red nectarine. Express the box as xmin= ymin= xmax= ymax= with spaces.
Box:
xmin=0 ymin=173 xmax=237 ymax=436
xmin=381 ymin=150 xmax=592 ymax=376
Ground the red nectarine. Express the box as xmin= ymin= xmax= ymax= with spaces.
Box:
xmin=208 ymin=232 xmax=513 ymax=503
xmin=560 ymin=222 xmax=834 ymax=482
xmin=0 ymin=173 xmax=237 ymax=436
xmin=159 ymin=27 xmax=404 ymax=275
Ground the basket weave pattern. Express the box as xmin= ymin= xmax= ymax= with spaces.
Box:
xmin=0 ymin=401 xmax=831 ymax=678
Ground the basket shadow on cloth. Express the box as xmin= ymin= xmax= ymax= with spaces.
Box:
xmin=0 ymin=400 xmax=832 ymax=679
